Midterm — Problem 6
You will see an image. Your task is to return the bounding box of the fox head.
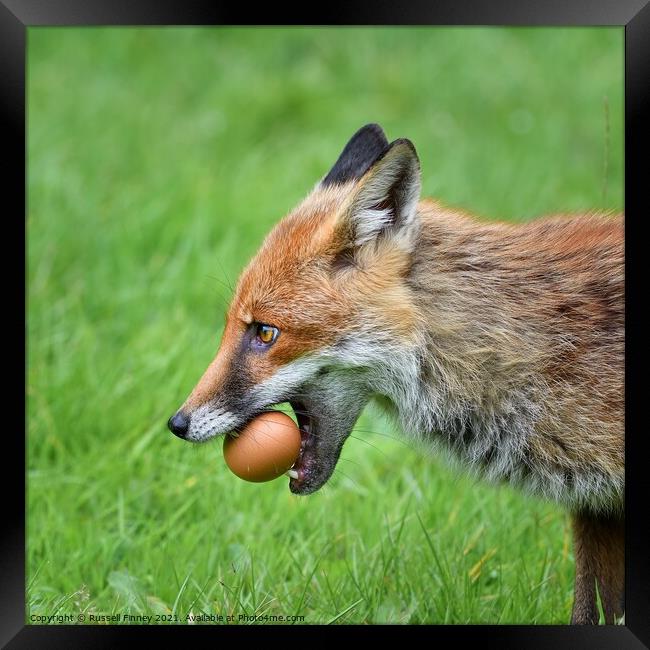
[168,124,422,494]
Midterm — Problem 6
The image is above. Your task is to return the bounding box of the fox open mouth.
[288,400,318,494]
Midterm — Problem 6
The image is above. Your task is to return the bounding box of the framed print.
[5,0,649,646]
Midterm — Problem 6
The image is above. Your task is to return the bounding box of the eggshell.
[223,411,301,482]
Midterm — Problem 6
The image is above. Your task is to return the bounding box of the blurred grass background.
[27,27,623,624]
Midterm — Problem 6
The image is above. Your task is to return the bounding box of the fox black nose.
[168,411,190,438]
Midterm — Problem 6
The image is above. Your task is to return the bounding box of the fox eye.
[254,323,279,347]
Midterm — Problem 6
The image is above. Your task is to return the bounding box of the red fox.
[168,124,624,625]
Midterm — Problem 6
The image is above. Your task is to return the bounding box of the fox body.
[169,124,624,624]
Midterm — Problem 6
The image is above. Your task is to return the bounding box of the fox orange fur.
[169,124,624,624]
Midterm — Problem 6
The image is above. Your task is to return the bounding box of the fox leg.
[570,510,624,624]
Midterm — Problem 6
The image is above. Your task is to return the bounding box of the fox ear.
[321,123,389,187]
[337,138,421,251]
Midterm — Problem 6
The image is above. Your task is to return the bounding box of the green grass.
[27,27,623,625]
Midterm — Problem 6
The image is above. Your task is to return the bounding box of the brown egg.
[223,411,301,482]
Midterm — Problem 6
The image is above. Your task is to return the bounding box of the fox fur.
[170,124,624,624]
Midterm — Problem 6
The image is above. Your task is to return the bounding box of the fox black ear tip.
[359,123,386,137]
[321,123,391,187]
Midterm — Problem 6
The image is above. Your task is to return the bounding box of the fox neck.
[368,200,541,435]
[362,200,623,512]
[364,201,564,501]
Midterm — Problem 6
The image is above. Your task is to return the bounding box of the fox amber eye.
[255,323,279,346]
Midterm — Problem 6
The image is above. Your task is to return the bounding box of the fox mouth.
[228,398,328,494]
[176,372,368,493]
[288,400,320,495]
[282,376,369,495]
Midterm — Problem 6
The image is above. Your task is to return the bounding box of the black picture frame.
[5,1,649,646]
